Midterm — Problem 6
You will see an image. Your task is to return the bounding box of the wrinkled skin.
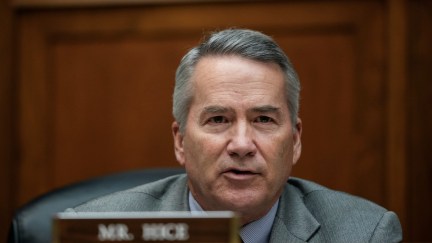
[172,55,302,225]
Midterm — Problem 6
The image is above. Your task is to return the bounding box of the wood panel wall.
[1,0,431,242]
[407,1,432,240]
[1,0,14,242]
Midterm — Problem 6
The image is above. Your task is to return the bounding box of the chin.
[216,191,266,211]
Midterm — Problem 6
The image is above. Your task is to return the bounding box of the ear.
[292,118,302,165]
[172,121,186,166]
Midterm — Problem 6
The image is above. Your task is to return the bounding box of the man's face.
[172,55,302,224]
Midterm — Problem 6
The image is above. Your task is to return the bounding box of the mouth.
[222,168,259,180]
[230,169,255,175]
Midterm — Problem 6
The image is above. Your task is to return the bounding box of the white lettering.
[142,223,189,241]
[98,224,134,241]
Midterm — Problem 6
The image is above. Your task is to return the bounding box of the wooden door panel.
[51,38,194,187]
[17,2,386,208]
[280,33,385,205]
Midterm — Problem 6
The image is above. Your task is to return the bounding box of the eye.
[255,116,274,123]
[208,116,228,124]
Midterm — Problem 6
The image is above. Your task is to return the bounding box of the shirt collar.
[188,192,279,243]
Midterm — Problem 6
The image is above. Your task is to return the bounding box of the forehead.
[192,55,285,87]
[189,55,288,110]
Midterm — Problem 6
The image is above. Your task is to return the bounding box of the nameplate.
[53,211,240,243]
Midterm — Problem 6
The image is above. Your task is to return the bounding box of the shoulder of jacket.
[72,174,187,211]
[287,177,387,213]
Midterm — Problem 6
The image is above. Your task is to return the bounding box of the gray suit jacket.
[71,174,402,242]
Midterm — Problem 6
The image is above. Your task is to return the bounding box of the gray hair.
[173,28,301,133]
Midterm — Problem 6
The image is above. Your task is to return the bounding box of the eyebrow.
[250,105,281,114]
[201,105,281,115]
[202,105,233,114]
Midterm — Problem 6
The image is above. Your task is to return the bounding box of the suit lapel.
[157,175,320,241]
[269,184,320,242]
[157,174,190,211]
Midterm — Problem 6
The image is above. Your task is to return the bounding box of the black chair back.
[7,167,185,243]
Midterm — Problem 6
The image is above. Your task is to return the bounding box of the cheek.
[262,130,293,155]
[278,139,294,161]
[183,133,219,167]
[182,136,202,163]
[266,135,294,173]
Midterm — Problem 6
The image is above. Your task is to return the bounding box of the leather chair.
[7,167,185,243]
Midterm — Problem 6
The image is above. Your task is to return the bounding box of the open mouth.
[223,168,258,179]
[230,169,254,175]
[222,168,259,181]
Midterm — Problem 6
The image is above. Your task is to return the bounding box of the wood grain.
[3,1,430,242]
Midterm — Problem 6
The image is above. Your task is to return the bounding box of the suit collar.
[270,182,321,242]
[157,174,190,211]
[173,175,320,241]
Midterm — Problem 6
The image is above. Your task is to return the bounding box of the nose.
[226,122,257,158]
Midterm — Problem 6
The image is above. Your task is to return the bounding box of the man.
[72,29,402,242]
